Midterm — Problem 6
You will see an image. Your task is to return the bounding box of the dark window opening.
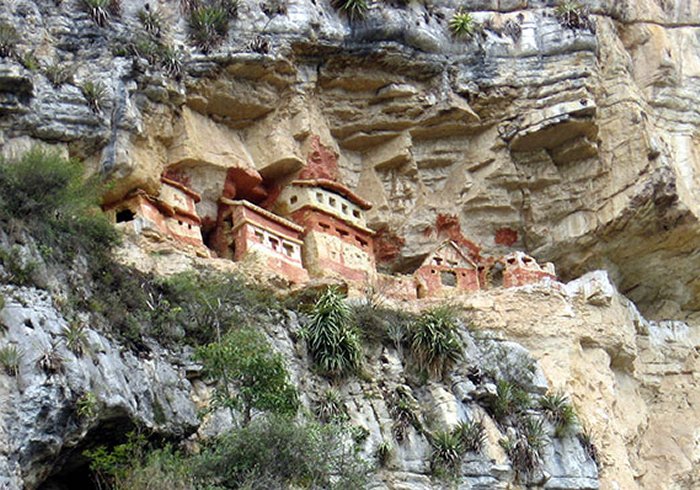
[290,195,298,204]
[440,271,457,287]
[116,209,135,223]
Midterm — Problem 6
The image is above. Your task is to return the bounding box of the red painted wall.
[415,265,480,298]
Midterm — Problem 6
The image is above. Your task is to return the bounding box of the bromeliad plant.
[555,1,592,30]
[449,10,477,39]
[539,391,578,437]
[303,287,362,378]
[333,0,368,21]
[408,305,462,378]
[188,5,230,52]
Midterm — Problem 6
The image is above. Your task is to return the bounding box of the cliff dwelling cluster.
[103,138,556,299]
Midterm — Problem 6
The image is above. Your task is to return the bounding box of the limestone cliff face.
[1,0,700,489]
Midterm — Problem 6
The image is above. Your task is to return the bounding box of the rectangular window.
[283,243,294,257]
[290,195,298,204]
[254,230,264,241]
[316,192,323,202]
[337,228,349,237]
[319,222,331,231]
[342,204,348,214]
[352,209,361,219]
[269,237,279,250]
[329,197,336,207]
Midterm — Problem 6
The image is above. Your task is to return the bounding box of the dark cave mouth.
[38,414,138,490]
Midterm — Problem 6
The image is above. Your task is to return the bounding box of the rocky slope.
[1,0,699,488]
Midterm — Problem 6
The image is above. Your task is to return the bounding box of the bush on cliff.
[303,287,362,378]
[408,305,462,378]
[0,149,118,261]
[196,327,299,424]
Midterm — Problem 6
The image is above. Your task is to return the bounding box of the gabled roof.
[420,240,478,269]
[220,197,305,233]
[289,179,373,210]
[161,176,201,202]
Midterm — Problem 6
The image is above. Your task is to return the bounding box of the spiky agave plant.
[303,287,362,377]
[82,0,111,27]
[188,6,229,52]
[137,6,164,37]
[449,10,477,39]
[429,430,463,477]
[408,305,462,378]
[452,418,486,453]
[314,388,348,424]
[333,0,368,21]
[0,345,21,376]
[539,391,578,437]
[555,1,590,30]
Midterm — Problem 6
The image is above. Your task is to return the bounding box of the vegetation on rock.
[303,287,362,378]
[196,327,299,424]
[0,23,18,58]
[333,0,369,20]
[407,305,462,378]
[449,10,478,39]
[540,391,578,437]
[188,5,231,52]
[0,345,21,376]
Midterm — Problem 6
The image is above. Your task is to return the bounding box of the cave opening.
[38,414,138,490]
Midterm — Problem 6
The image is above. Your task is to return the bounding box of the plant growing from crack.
[449,10,478,39]
[81,80,108,113]
[540,391,578,437]
[303,287,362,378]
[0,345,21,376]
[407,305,462,378]
[333,0,368,21]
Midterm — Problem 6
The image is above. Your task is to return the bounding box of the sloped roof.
[420,240,478,269]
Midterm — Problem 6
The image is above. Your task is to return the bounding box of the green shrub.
[486,379,531,424]
[408,305,462,378]
[192,416,369,488]
[0,345,21,376]
[449,10,477,38]
[110,446,191,490]
[77,391,99,419]
[314,388,348,424]
[333,0,368,20]
[81,80,108,113]
[196,328,299,424]
[188,6,229,52]
[0,23,19,58]
[453,418,486,453]
[540,391,578,437]
[303,287,362,378]
[430,430,462,477]
[152,271,276,344]
[62,322,89,356]
[85,431,151,488]
[0,246,37,286]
